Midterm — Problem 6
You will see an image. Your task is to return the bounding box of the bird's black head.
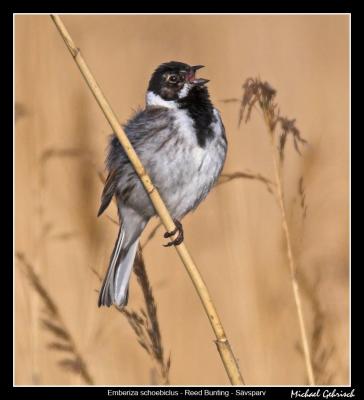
[147,61,209,102]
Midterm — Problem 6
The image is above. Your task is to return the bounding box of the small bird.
[97,61,227,307]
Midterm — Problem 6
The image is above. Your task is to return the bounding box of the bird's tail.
[98,225,139,308]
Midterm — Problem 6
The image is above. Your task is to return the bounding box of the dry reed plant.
[298,272,335,385]
[16,252,94,385]
[295,180,334,384]
[51,14,244,385]
[119,248,171,384]
[227,77,315,384]
[292,171,336,384]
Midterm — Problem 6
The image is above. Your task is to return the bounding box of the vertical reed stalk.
[263,110,315,385]
[235,77,314,384]
[50,14,244,385]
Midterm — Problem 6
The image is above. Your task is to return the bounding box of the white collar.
[145,91,178,109]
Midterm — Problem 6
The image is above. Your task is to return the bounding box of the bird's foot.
[163,219,184,247]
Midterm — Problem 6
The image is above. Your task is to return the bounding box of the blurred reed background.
[15,14,349,385]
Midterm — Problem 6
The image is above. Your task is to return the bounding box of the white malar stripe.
[146,91,178,109]
[177,83,192,99]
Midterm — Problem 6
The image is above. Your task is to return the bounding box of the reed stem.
[263,110,315,385]
[50,14,244,385]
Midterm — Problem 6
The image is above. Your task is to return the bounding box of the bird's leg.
[163,219,184,247]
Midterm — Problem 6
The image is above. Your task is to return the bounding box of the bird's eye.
[168,74,178,83]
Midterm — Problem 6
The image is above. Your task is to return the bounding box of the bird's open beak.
[192,65,205,72]
[189,65,210,86]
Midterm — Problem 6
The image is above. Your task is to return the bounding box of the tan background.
[15,15,349,385]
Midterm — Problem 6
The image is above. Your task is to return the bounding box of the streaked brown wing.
[97,169,119,217]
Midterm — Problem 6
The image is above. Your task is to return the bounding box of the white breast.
[159,107,226,218]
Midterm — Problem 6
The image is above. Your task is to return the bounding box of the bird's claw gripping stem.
[163,219,184,247]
